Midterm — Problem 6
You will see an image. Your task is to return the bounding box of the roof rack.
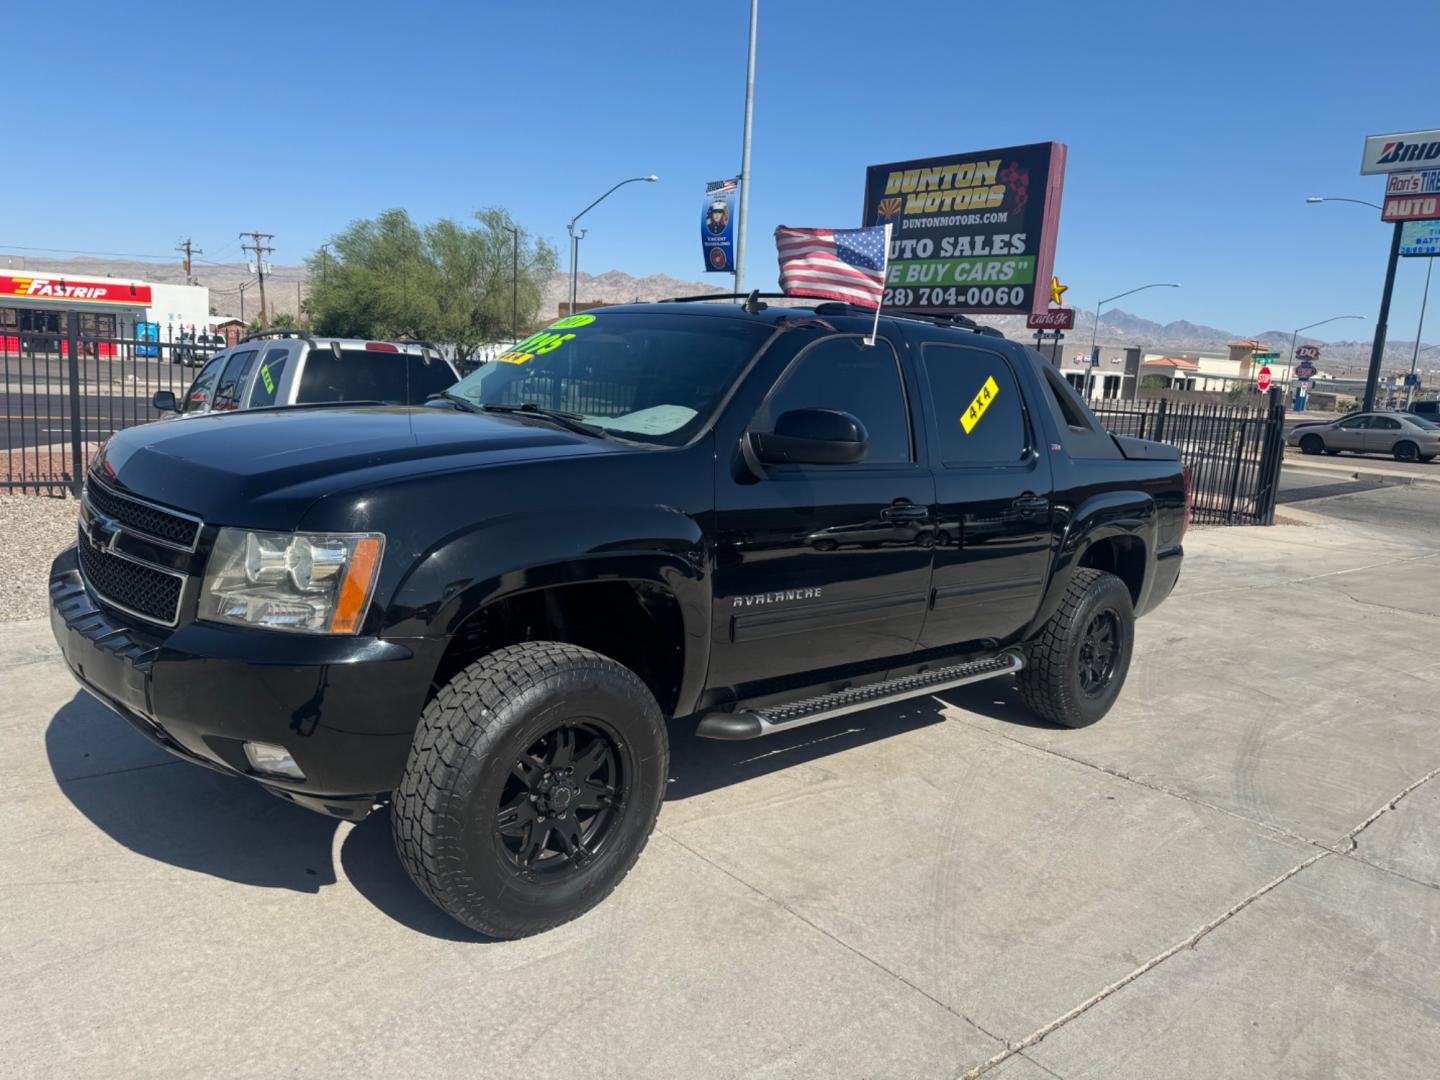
[657,292,1006,338]
[240,329,316,344]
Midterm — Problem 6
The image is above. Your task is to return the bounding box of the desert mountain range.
[2,253,1430,375]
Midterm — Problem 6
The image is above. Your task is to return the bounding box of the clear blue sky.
[5,0,1439,342]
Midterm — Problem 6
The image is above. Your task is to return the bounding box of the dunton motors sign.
[0,275,153,306]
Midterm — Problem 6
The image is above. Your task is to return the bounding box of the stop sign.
[1257,365,1272,392]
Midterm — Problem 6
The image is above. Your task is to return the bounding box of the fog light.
[243,741,305,780]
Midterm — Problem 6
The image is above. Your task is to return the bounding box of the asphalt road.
[1278,466,1440,540]
[1282,445,1440,482]
[1,387,179,451]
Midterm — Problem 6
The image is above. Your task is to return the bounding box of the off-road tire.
[1300,434,1324,455]
[392,641,668,938]
[1017,569,1135,729]
[1394,441,1420,463]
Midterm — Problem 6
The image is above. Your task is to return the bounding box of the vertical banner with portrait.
[702,177,740,273]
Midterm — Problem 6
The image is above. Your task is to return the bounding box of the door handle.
[881,501,930,523]
[1012,494,1051,516]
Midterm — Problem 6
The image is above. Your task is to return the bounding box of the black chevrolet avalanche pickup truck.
[49,297,1186,938]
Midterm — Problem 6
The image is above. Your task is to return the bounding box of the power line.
[0,242,177,260]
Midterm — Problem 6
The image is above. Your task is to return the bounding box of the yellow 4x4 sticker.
[494,314,596,364]
[961,375,1000,434]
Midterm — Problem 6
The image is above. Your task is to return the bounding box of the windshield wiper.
[427,390,482,414]
[479,402,611,439]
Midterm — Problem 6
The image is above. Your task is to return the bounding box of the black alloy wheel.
[1299,434,1324,455]
[496,722,626,878]
[393,641,668,939]
[1394,441,1419,463]
[1077,610,1122,696]
[1016,568,1135,729]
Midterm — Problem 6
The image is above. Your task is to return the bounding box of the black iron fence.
[1091,391,1288,526]
[2,314,208,494]
[5,319,1289,526]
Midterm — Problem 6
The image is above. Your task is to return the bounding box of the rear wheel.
[1394,441,1420,463]
[392,642,668,938]
[1017,569,1134,729]
[1300,434,1325,455]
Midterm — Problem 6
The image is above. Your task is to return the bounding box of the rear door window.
[248,347,291,407]
[296,347,449,405]
[921,344,1029,465]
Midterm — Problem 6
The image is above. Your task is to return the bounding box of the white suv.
[153,332,459,416]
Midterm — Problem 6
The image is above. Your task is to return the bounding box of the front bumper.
[49,547,434,819]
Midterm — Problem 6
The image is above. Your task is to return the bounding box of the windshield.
[1408,415,1440,430]
[446,311,771,446]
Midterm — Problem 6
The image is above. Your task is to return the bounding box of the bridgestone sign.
[1361,129,1440,175]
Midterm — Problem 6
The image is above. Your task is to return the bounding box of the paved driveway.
[5,505,1439,1079]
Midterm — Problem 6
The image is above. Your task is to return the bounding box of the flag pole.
[866,223,893,347]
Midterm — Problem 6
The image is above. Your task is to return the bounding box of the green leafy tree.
[303,208,556,363]
[245,311,296,335]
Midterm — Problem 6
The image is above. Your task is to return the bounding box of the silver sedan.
[1288,411,1440,463]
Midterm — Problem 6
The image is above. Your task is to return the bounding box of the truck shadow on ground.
[47,677,1052,942]
[45,691,488,943]
[664,675,1051,800]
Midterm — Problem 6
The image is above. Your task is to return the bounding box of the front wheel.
[1299,434,1324,455]
[1017,569,1135,729]
[392,641,668,938]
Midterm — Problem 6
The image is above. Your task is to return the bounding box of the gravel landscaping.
[0,494,77,621]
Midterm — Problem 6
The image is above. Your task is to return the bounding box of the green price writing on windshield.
[494,313,595,364]
[496,332,576,365]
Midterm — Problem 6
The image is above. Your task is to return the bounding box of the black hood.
[93,405,624,528]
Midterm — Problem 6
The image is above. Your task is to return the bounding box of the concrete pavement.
[4,502,1440,1079]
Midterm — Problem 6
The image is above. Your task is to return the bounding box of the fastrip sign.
[0,274,153,306]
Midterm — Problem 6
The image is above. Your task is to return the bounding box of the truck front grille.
[77,531,185,627]
[85,477,201,550]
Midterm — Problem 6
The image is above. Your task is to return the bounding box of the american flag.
[774,224,890,308]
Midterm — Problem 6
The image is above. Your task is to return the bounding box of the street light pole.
[1086,282,1181,399]
[1285,314,1365,396]
[1305,197,1395,413]
[734,0,758,291]
[567,175,659,317]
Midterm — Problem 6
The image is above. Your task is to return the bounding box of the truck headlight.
[199,528,384,634]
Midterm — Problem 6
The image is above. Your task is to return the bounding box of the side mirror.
[748,408,868,466]
[152,390,179,413]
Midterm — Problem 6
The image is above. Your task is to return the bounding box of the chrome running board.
[695,652,1025,741]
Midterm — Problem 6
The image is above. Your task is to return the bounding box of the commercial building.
[0,269,211,350]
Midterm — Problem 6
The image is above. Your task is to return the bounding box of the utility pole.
[734,0,758,291]
[319,243,330,283]
[1362,222,1403,412]
[175,238,202,285]
[240,231,275,329]
[505,225,519,342]
[296,282,304,329]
